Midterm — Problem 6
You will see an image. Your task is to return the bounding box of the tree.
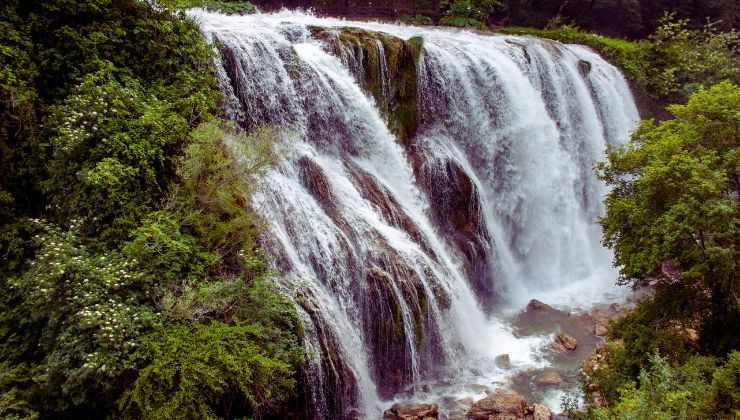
[598,81,740,354]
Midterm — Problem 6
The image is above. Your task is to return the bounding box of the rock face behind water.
[383,403,439,420]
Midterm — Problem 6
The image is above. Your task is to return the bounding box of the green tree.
[598,81,739,354]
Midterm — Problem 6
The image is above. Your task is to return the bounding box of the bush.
[168,121,276,266]
[0,0,302,417]
[400,15,434,26]
[590,352,740,419]
[1,220,159,415]
[43,66,190,243]
[118,319,300,419]
[441,0,501,29]
[644,15,740,101]
[163,0,257,14]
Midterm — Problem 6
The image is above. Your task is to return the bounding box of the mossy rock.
[310,27,424,146]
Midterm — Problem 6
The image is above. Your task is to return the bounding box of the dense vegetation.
[574,80,740,419]
[406,0,737,37]
[0,0,303,419]
[498,0,738,37]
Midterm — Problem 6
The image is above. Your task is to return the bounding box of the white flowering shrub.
[8,219,159,400]
[43,64,190,243]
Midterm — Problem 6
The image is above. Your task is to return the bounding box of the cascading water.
[192,10,639,419]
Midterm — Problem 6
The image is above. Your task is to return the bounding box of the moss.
[366,267,407,341]
[412,285,428,347]
[314,27,424,146]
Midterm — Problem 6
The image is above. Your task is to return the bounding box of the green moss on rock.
[311,27,424,146]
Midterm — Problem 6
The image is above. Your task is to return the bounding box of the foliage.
[589,352,740,419]
[42,66,189,243]
[500,0,738,38]
[582,82,739,419]
[168,121,276,263]
[1,220,159,415]
[584,302,696,405]
[598,81,739,353]
[119,316,300,419]
[440,0,501,29]
[644,15,740,101]
[0,0,302,418]
[163,0,257,14]
[400,15,434,26]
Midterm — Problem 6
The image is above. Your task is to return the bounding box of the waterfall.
[192,10,639,419]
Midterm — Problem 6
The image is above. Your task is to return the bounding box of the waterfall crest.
[192,10,639,419]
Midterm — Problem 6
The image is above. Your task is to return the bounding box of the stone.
[526,299,554,312]
[552,332,577,352]
[383,402,439,420]
[467,389,527,420]
[594,322,608,336]
[532,403,553,420]
[535,369,563,386]
[495,354,512,369]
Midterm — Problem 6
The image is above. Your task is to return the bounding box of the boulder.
[552,332,577,352]
[383,402,439,420]
[594,322,609,337]
[495,354,512,369]
[535,370,563,386]
[526,299,554,312]
[467,389,527,420]
[532,404,552,420]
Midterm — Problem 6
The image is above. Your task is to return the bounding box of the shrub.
[441,0,501,29]
[590,352,740,419]
[168,121,276,266]
[118,319,300,419]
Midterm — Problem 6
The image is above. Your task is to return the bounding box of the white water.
[192,10,639,418]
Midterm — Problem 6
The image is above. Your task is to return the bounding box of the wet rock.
[532,404,553,420]
[467,389,527,420]
[577,59,592,76]
[297,156,336,216]
[495,354,512,369]
[534,369,563,386]
[383,402,439,420]
[348,163,438,261]
[594,322,609,336]
[362,237,448,399]
[552,332,577,352]
[526,299,554,312]
[421,157,495,309]
[447,397,475,420]
[294,289,360,419]
[310,27,421,145]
